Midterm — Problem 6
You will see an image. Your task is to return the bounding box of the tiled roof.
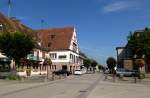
[37,27,74,51]
[0,13,38,40]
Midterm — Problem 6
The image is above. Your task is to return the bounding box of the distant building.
[116,47,131,69]
[116,28,150,71]
[37,27,82,72]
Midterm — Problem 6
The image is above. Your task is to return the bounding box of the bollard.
[52,74,54,80]
[59,75,61,79]
[104,74,107,80]
[44,76,47,82]
[21,76,25,82]
[113,74,116,82]
[134,77,137,83]
[119,74,124,80]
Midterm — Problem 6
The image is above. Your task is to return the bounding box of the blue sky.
[0,0,150,65]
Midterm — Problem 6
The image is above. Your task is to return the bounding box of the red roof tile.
[37,27,74,51]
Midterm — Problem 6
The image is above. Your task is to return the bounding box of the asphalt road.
[1,73,150,98]
[0,73,103,98]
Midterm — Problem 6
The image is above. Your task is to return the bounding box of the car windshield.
[116,68,125,72]
[75,70,81,71]
[117,68,134,72]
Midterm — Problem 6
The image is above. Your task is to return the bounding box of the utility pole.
[38,19,44,77]
[8,0,12,18]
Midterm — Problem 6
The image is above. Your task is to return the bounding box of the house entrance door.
[62,65,67,70]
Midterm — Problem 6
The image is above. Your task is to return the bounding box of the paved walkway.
[0,73,101,98]
[88,80,150,98]
[87,74,150,98]
[1,73,150,98]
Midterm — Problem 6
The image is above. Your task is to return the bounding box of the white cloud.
[102,1,140,13]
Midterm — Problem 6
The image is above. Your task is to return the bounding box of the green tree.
[106,57,116,74]
[134,59,145,70]
[98,64,103,72]
[0,32,35,66]
[128,29,150,70]
[83,58,91,70]
[91,60,98,73]
[79,51,87,58]
[43,58,52,66]
[128,29,150,58]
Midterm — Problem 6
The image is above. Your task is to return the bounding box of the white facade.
[69,28,79,54]
[49,50,80,71]
[49,50,79,64]
[48,27,81,71]
[48,27,80,63]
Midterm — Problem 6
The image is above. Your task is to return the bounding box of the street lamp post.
[133,54,137,83]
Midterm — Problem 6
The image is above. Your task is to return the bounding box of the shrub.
[106,57,116,73]
[6,74,20,80]
[139,73,145,79]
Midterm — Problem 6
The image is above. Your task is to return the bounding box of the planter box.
[16,71,26,77]
[31,71,40,76]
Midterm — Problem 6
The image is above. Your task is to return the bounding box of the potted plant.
[26,68,31,76]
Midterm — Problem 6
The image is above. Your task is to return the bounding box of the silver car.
[116,68,134,77]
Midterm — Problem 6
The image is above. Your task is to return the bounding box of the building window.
[50,65,52,70]
[76,56,78,63]
[59,55,67,59]
[50,53,57,59]
[70,54,73,59]
[54,65,56,70]
[70,54,71,59]
[48,42,51,47]
[72,55,74,63]
[73,43,77,52]
[74,55,75,63]
[51,35,55,39]
[70,66,72,71]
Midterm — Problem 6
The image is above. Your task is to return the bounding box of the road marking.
[77,74,103,98]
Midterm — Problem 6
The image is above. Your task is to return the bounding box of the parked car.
[116,68,135,77]
[74,70,82,75]
[52,70,72,76]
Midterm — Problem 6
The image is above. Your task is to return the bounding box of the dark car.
[52,70,72,76]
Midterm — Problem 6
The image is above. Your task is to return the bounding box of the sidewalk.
[88,79,150,98]
[102,73,150,84]
[0,81,44,97]
[87,74,150,98]
[0,74,73,97]
[0,79,20,87]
